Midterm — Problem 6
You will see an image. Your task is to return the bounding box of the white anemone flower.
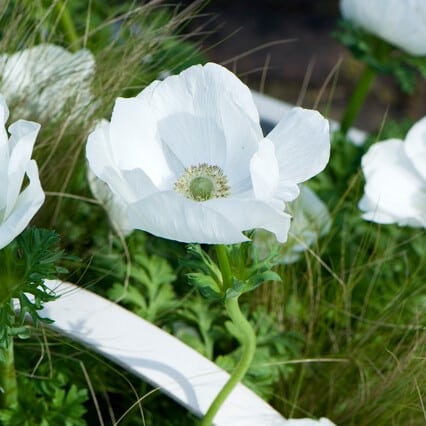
[340,0,426,56]
[359,117,426,227]
[86,63,329,244]
[0,94,44,250]
[0,44,94,121]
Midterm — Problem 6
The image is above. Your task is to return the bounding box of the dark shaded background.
[178,0,425,131]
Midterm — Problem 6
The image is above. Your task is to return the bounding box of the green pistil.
[174,163,230,202]
[190,176,215,201]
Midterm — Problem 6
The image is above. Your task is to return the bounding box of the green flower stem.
[54,0,80,51]
[340,65,376,136]
[0,331,18,409]
[214,245,233,291]
[200,296,256,426]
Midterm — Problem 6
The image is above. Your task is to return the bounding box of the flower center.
[174,163,230,201]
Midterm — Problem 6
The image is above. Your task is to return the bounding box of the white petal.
[127,191,250,244]
[86,120,158,204]
[358,193,398,224]
[158,112,227,169]
[0,160,45,249]
[250,138,279,200]
[340,0,426,56]
[207,197,292,243]
[221,98,262,189]
[5,120,40,217]
[266,107,330,199]
[137,63,260,124]
[86,119,114,178]
[134,63,262,184]
[361,139,410,177]
[87,170,133,236]
[109,97,174,188]
[404,116,426,180]
[361,164,425,227]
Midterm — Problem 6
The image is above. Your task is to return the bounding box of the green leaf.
[0,228,70,348]
[182,245,224,300]
[107,254,178,323]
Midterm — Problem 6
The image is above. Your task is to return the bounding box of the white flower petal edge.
[340,0,426,56]
[359,118,426,228]
[0,44,95,121]
[251,107,330,203]
[86,63,329,244]
[0,94,44,249]
[404,117,426,181]
[87,169,133,237]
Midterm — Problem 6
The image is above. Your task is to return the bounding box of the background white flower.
[359,117,426,228]
[340,0,426,56]
[0,44,95,121]
[86,63,329,245]
[254,185,332,264]
[0,94,44,250]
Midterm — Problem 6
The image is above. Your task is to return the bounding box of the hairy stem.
[200,296,256,426]
[0,332,18,409]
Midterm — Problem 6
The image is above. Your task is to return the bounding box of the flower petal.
[361,139,409,176]
[0,160,44,249]
[5,120,40,217]
[158,112,227,169]
[404,116,426,180]
[340,0,426,56]
[220,98,262,190]
[137,63,260,124]
[86,119,158,204]
[266,107,330,199]
[250,138,280,200]
[87,170,133,236]
[360,164,425,227]
[127,191,250,244]
[134,63,262,185]
[207,197,292,243]
[109,97,174,188]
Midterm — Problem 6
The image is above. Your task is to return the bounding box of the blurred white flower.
[254,185,331,264]
[359,117,426,227]
[86,63,329,244]
[0,94,44,250]
[0,44,95,121]
[340,0,426,56]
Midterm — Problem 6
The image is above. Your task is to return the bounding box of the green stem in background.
[200,295,256,426]
[340,65,376,136]
[0,317,18,409]
[54,0,80,51]
[215,245,233,291]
